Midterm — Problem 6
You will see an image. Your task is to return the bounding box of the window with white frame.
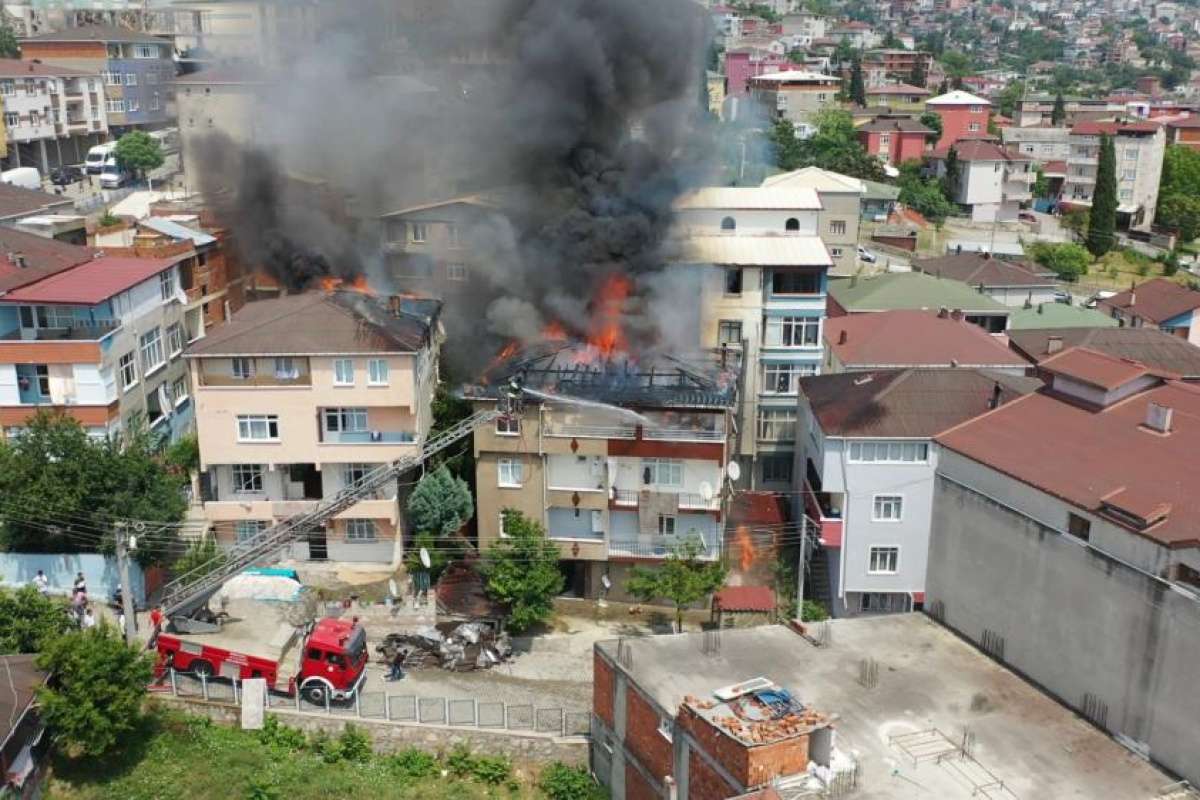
[1121,170,1136,181]
[345,519,378,542]
[237,415,279,441]
[447,263,467,281]
[231,357,255,379]
[127,99,139,112]
[641,458,683,487]
[150,93,160,111]
[872,495,904,521]
[498,458,524,487]
[172,376,188,405]
[235,520,268,544]
[880,133,891,146]
[342,463,371,487]
[761,362,814,394]
[3,112,17,127]
[658,715,673,741]
[771,271,821,295]
[166,323,184,356]
[868,545,899,574]
[324,407,368,433]
[1119,189,1132,201]
[848,441,929,463]
[757,407,797,441]
[124,73,137,86]
[446,224,461,247]
[133,44,160,58]
[103,71,120,86]
[409,223,427,243]
[1124,149,1137,160]
[496,415,520,435]
[333,358,354,385]
[139,327,164,372]
[969,105,983,112]
[232,463,265,493]
[0,80,13,96]
[498,511,510,538]
[968,122,981,132]
[106,99,125,113]
[28,111,40,126]
[367,358,389,386]
[658,515,677,536]
[118,352,137,390]
[764,316,819,347]
[274,357,298,379]
[829,220,847,235]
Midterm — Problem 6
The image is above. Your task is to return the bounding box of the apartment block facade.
[926,90,991,149]
[761,167,865,276]
[0,60,109,173]
[747,71,840,126]
[931,139,1034,223]
[187,291,441,564]
[1062,121,1165,232]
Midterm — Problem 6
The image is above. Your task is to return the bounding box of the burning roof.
[684,678,833,747]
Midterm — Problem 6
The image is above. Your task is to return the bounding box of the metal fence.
[163,669,590,738]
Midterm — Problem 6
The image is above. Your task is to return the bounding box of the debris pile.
[686,680,833,746]
[376,621,513,672]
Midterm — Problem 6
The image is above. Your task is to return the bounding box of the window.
[868,546,900,574]
[342,463,371,487]
[133,44,160,58]
[231,357,255,379]
[830,247,844,258]
[28,111,39,126]
[757,407,797,441]
[345,519,378,542]
[968,122,981,132]
[235,520,267,544]
[764,316,819,347]
[880,133,891,146]
[717,320,743,346]
[761,454,793,483]
[367,358,389,386]
[324,407,368,433]
[0,80,12,96]
[446,224,461,247]
[166,323,184,356]
[1067,512,1091,542]
[274,357,298,379]
[333,358,354,385]
[1124,149,1137,160]
[409,223,427,243]
[724,267,743,295]
[127,99,139,112]
[762,362,813,394]
[139,327,165,373]
[1121,170,1136,181]
[1119,189,1132,201]
[872,495,904,522]
[118,352,138,390]
[3,112,17,127]
[969,105,983,112]
[829,220,847,235]
[498,458,524,487]
[847,441,929,463]
[172,376,188,405]
[237,415,280,441]
[658,515,677,536]
[771,271,820,295]
[124,73,137,86]
[496,415,520,435]
[720,216,736,231]
[150,93,160,111]
[785,217,800,232]
[641,458,683,487]
[447,263,467,281]
[104,71,120,86]
[106,99,125,113]
[232,463,264,493]
[658,715,673,741]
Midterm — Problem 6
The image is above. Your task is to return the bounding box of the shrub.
[539,762,606,800]
[245,778,279,800]
[801,600,829,622]
[389,748,438,780]
[471,754,512,785]
[1027,241,1091,282]
[446,744,476,777]
[336,723,373,763]
[257,716,306,751]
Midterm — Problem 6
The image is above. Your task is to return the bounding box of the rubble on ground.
[375,620,512,671]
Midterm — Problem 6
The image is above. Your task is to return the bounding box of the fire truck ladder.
[160,407,507,624]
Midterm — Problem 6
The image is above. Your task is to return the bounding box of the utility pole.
[796,519,808,623]
[114,523,137,645]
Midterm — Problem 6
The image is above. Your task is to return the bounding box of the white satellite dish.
[419,547,432,569]
[388,578,398,597]
[726,461,742,483]
[699,481,714,502]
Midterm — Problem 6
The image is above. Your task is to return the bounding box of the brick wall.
[625,761,660,800]
[687,749,739,800]
[676,705,810,791]
[594,652,615,728]
[625,685,673,779]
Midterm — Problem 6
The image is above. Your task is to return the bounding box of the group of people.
[30,569,163,642]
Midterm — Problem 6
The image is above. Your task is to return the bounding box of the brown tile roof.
[1167,117,1200,129]
[937,380,1200,547]
[0,181,75,221]
[714,586,776,613]
[1038,346,1177,390]
[1071,120,1161,135]
[800,368,1041,438]
[20,24,167,44]
[186,290,440,356]
[858,116,933,134]
[1041,159,1068,175]
[932,138,1031,162]
[913,252,1055,288]
[824,310,1028,368]
[0,227,94,292]
[866,83,930,95]
[1098,278,1200,324]
[1008,327,1200,379]
[0,59,97,77]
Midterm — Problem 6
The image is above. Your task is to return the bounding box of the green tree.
[1087,133,1117,257]
[769,111,885,181]
[36,623,154,757]
[940,50,972,79]
[172,536,226,582]
[0,20,19,59]
[940,146,961,201]
[406,465,474,553]
[1157,145,1200,243]
[919,110,943,140]
[0,586,75,654]
[1027,241,1092,281]
[1032,167,1048,199]
[1157,193,1200,243]
[847,55,867,106]
[1062,207,1089,238]
[897,160,956,225]
[995,80,1025,117]
[834,37,854,67]
[1051,92,1066,125]
[909,58,927,88]
[480,511,564,632]
[625,537,728,632]
[114,131,164,178]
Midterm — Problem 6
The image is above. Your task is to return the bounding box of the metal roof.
[926,90,991,106]
[139,216,217,247]
[674,186,822,211]
[0,255,176,304]
[1007,303,1119,331]
[668,235,832,267]
[761,166,865,194]
[828,272,1009,313]
[748,70,840,83]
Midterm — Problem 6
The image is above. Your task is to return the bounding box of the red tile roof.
[714,586,776,613]
[0,228,95,292]
[932,138,1030,162]
[1,255,177,304]
[866,83,930,95]
[824,310,1028,368]
[726,491,787,527]
[1071,120,1161,135]
[1038,346,1177,390]
[1041,159,1068,175]
[1167,117,1200,129]
[937,381,1200,547]
[1098,278,1200,324]
[0,59,96,77]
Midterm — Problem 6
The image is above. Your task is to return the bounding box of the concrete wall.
[0,551,145,602]
[816,192,860,276]
[926,455,1200,785]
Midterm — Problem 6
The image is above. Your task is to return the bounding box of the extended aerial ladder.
[160,390,520,629]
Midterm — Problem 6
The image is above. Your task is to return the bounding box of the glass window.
[764,316,819,347]
[139,327,164,372]
[367,358,389,385]
[333,358,354,385]
[771,271,820,295]
[231,357,255,379]
[235,520,267,544]
[447,263,467,281]
[159,270,174,301]
[757,408,797,441]
[166,323,184,356]
[761,362,814,394]
[496,416,520,435]
[658,515,676,536]
[847,441,929,463]
[724,267,743,295]
[324,407,368,433]
[718,320,742,346]
[274,357,298,379]
[720,216,736,231]
[641,458,683,486]
[232,464,264,493]
[342,463,371,487]
[498,458,524,486]
[124,72,137,86]
[409,223,427,243]
[761,454,793,483]
[345,519,377,542]
[873,495,904,521]
[829,220,847,235]
[237,415,279,441]
[1068,512,1091,541]
[172,376,188,405]
[119,351,137,390]
[868,546,899,574]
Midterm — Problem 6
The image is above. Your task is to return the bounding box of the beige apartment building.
[186,289,442,564]
[747,70,840,126]
[761,167,864,275]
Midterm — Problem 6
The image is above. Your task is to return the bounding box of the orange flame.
[348,274,372,294]
[734,525,757,572]
[319,276,341,292]
[481,340,521,382]
[316,275,373,294]
[542,320,568,341]
[585,273,631,359]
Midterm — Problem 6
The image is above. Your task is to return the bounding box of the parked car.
[98,157,129,189]
[0,167,41,190]
[49,165,85,186]
[857,246,877,263]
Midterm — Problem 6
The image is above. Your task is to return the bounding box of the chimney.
[1144,402,1173,434]
[838,329,848,345]
[14,253,26,269]
[938,306,949,318]
[988,381,1002,409]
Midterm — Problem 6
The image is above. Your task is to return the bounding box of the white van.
[85,142,117,174]
[1,167,42,190]
[99,156,129,189]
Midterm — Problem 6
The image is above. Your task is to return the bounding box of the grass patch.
[1080,248,1193,291]
[45,707,584,800]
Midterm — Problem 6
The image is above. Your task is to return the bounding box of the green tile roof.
[1007,302,1120,330]
[861,179,901,202]
[828,272,1008,313]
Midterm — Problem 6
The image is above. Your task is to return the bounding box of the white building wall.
[0,363,18,405]
[675,207,820,236]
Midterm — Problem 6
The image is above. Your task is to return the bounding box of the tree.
[1157,145,1200,243]
[1051,93,1066,125]
[1027,241,1091,281]
[834,38,854,67]
[36,624,154,757]
[995,81,1025,118]
[1032,168,1048,199]
[1087,133,1117,257]
[114,131,164,178]
[406,465,473,554]
[847,55,866,106]
[480,511,564,632]
[940,146,961,201]
[769,111,885,181]
[0,20,19,59]
[626,537,728,632]
[0,587,75,654]
[919,110,943,140]
[909,58,927,88]
[172,536,226,582]
[1061,207,1089,238]
[1157,193,1200,243]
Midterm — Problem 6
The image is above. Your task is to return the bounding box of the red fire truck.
[155,617,368,704]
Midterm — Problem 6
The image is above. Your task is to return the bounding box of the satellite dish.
[419,547,432,569]
[699,481,714,502]
[388,578,398,598]
[601,574,612,590]
[726,461,742,483]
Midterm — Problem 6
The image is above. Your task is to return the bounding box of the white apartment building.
[0,60,108,172]
[1062,121,1166,232]
[931,139,1035,223]
[781,12,828,47]
[747,71,841,126]
[671,187,833,490]
[1000,125,1070,163]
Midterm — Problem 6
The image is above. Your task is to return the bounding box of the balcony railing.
[544,422,637,440]
[321,430,416,444]
[198,373,312,387]
[610,489,720,511]
[609,535,719,560]
[548,529,604,542]
[643,427,725,443]
[0,320,120,341]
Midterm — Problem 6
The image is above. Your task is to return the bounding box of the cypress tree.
[1087,133,1117,257]
[1051,93,1066,126]
[940,146,961,201]
[849,55,866,107]
[910,58,927,88]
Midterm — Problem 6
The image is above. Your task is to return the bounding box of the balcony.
[611,489,720,511]
[608,534,719,560]
[321,429,416,444]
[544,421,637,440]
[1006,170,1036,183]
[803,482,844,548]
[0,320,120,342]
[197,372,312,388]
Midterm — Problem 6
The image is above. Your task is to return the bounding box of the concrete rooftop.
[597,615,1174,799]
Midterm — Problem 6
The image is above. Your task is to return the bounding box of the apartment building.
[1061,121,1166,232]
[795,369,1038,616]
[0,227,193,440]
[723,49,792,97]
[747,70,840,125]
[930,139,1034,223]
[862,50,934,83]
[170,0,324,68]
[174,66,263,182]
[761,166,864,275]
[467,344,737,599]
[0,60,108,172]
[863,83,930,111]
[187,290,442,564]
[20,25,175,132]
[925,90,991,149]
[781,11,828,47]
[377,193,500,294]
[1000,125,1071,163]
[671,187,833,490]
[856,115,934,167]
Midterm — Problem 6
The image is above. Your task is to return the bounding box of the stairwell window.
[498,458,524,487]
[232,464,264,493]
[756,407,797,441]
[345,519,378,542]
[868,546,900,574]
[872,495,904,522]
[658,515,677,536]
[342,463,371,488]
[237,415,279,441]
[333,358,354,386]
[641,458,683,487]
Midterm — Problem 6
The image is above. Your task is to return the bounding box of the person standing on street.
[387,649,406,681]
[32,570,49,595]
[72,572,87,597]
